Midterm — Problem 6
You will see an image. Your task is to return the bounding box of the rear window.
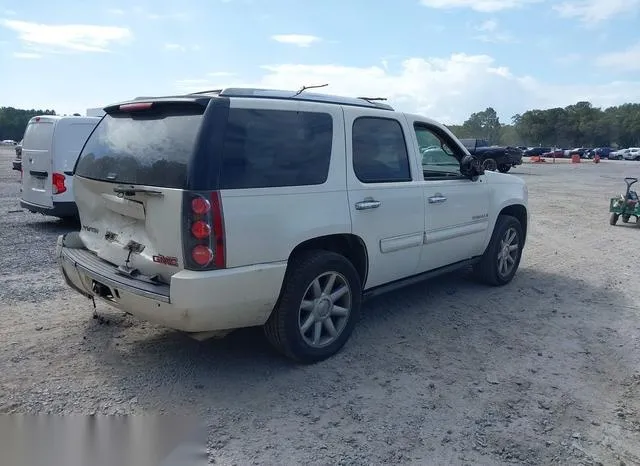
[219,108,333,189]
[23,121,54,151]
[75,107,204,189]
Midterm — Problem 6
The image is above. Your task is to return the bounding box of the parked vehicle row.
[520,145,640,160]
[46,87,529,363]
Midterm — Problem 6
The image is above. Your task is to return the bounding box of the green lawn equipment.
[610,177,640,226]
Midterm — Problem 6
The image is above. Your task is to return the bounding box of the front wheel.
[482,158,498,171]
[264,250,362,363]
[498,164,511,173]
[610,213,620,225]
[472,215,524,286]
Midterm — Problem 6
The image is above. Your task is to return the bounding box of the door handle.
[355,198,381,210]
[428,194,447,204]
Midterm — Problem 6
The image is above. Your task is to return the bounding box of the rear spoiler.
[103,96,213,114]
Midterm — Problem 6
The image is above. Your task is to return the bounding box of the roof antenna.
[358,96,388,104]
[293,83,329,97]
[189,89,223,95]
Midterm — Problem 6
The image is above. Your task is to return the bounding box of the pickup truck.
[459,138,523,173]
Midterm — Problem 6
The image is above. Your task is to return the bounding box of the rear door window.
[74,106,204,189]
[220,108,333,189]
[23,121,54,150]
[352,117,412,183]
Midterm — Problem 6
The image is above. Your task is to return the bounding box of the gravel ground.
[1,147,640,465]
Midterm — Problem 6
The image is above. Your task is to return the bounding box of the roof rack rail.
[215,87,395,111]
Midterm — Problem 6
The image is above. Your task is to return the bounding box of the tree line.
[1,101,639,148]
[0,107,57,140]
[448,101,640,149]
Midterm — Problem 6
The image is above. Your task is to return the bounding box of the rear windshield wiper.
[113,186,164,197]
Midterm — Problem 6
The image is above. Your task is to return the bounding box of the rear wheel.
[610,213,620,225]
[482,158,498,171]
[498,164,511,173]
[622,215,630,223]
[472,215,524,286]
[264,250,361,363]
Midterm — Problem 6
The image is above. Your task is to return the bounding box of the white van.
[20,115,100,219]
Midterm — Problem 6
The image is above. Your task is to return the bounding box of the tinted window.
[352,117,411,183]
[75,107,204,189]
[220,109,333,189]
[23,121,54,151]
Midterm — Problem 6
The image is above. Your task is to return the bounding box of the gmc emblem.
[153,255,178,267]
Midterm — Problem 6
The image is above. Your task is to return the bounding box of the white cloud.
[147,12,190,20]
[555,53,582,65]
[271,34,322,47]
[164,43,202,52]
[165,43,186,51]
[420,0,542,12]
[596,42,640,71]
[473,19,517,43]
[0,20,131,53]
[477,19,498,31]
[553,0,640,24]
[13,51,41,59]
[175,54,640,124]
[109,7,190,20]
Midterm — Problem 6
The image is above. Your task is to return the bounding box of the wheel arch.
[498,204,528,244]
[286,234,369,288]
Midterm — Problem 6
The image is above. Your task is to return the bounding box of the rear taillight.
[52,173,67,194]
[182,191,225,270]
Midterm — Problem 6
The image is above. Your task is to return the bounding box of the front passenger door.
[411,121,491,273]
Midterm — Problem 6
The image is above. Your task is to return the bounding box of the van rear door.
[73,100,208,285]
[21,117,56,208]
[52,118,100,200]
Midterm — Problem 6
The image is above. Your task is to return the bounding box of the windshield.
[74,106,204,189]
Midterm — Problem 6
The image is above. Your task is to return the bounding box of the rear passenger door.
[344,107,425,290]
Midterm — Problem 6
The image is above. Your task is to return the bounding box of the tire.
[610,213,619,226]
[498,164,511,173]
[482,158,498,171]
[622,215,630,223]
[472,215,524,286]
[264,250,362,363]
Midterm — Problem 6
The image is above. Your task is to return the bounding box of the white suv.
[56,88,528,363]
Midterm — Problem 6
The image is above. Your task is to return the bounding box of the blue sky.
[1,0,639,123]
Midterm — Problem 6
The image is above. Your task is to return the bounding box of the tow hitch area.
[92,281,117,302]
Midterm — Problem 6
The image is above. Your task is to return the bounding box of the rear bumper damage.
[56,233,287,333]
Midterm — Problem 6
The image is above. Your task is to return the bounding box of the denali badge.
[82,225,99,234]
[153,255,178,267]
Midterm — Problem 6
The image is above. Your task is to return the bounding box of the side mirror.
[460,154,484,179]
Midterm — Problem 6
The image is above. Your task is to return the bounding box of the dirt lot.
[1,146,640,465]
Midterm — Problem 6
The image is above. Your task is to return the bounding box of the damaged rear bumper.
[55,232,288,333]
